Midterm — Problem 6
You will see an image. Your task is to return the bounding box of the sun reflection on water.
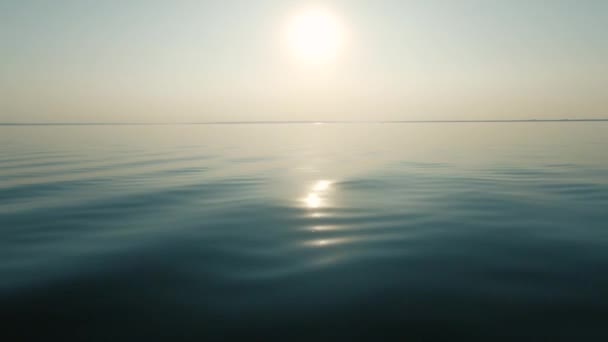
[303,237,353,248]
[301,180,338,248]
[305,193,322,208]
[313,180,331,192]
[302,180,333,209]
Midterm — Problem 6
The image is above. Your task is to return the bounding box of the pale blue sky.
[1,0,606,122]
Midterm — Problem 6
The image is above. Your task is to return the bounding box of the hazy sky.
[1,0,607,122]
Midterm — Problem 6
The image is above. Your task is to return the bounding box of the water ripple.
[2,124,608,340]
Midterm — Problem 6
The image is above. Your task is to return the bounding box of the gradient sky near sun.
[1,0,607,123]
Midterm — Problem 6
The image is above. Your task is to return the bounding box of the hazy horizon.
[2,0,607,123]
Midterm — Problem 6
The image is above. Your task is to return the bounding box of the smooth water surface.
[1,123,608,341]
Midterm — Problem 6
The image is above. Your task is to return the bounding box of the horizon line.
[1,118,608,126]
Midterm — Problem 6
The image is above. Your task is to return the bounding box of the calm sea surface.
[1,123,608,341]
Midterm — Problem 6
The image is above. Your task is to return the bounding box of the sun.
[286,8,343,63]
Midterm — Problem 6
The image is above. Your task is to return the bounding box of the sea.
[1,122,607,341]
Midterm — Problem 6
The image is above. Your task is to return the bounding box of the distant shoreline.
[1,119,608,126]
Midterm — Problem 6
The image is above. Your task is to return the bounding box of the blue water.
[1,123,608,341]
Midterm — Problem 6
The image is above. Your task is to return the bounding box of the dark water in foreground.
[1,123,608,341]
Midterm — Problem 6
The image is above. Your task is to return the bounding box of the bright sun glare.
[286,8,343,63]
